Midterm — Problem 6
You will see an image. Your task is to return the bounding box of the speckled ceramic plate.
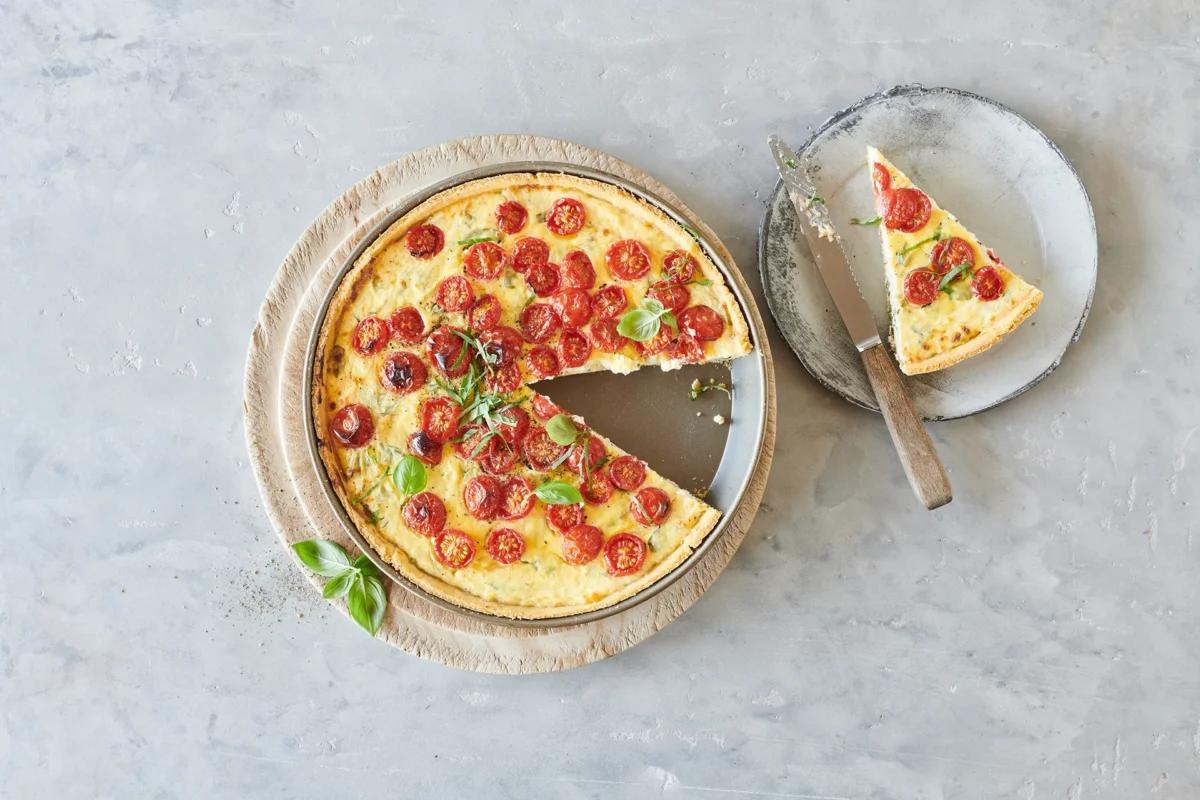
[760,85,1096,420]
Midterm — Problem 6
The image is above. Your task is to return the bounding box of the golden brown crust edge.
[898,285,1043,376]
[310,171,747,619]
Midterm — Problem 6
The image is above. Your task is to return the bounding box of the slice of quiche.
[867,146,1043,375]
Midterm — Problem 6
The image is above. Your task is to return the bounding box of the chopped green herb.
[938,262,973,294]
[688,377,732,401]
[850,216,882,226]
[458,232,500,248]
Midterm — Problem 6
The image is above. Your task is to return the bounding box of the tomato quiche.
[311,172,752,619]
[868,146,1043,376]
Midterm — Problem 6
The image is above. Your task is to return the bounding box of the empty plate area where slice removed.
[760,86,1096,420]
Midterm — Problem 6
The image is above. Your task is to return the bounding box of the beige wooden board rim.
[243,135,777,673]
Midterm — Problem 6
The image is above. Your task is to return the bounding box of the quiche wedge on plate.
[311,172,752,619]
[868,146,1043,376]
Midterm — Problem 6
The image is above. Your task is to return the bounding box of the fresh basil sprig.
[458,231,501,248]
[392,454,427,496]
[534,480,584,505]
[616,297,678,343]
[292,540,387,636]
[849,215,882,226]
[545,413,580,446]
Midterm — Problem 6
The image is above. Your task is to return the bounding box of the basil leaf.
[292,540,351,577]
[938,263,973,293]
[545,414,579,446]
[353,554,379,580]
[392,455,427,496]
[688,277,713,287]
[458,232,500,248]
[661,311,678,332]
[346,576,376,635]
[616,308,660,342]
[643,297,665,315]
[363,575,387,634]
[534,480,584,505]
[850,216,882,226]
[322,570,355,599]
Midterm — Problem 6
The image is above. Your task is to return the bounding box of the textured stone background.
[3,2,1198,798]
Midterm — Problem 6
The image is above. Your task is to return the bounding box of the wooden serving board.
[243,135,777,673]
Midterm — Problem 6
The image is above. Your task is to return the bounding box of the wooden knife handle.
[859,344,953,510]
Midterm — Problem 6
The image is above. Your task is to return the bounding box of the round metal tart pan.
[303,161,768,628]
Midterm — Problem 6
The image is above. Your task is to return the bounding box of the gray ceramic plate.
[760,85,1096,420]
[304,161,768,628]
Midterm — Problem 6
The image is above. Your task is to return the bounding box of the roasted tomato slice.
[662,250,698,284]
[407,431,443,465]
[560,249,596,289]
[605,239,652,280]
[580,470,614,505]
[971,266,1005,301]
[330,404,373,448]
[495,405,530,445]
[631,486,671,526]
[591,285,628,319]
[603,532,647,577]
[497,475,535,520]
[435,275,474,312]
[380,351,427,394]
[479,435,520,475]
[520,303,561,343]
[351,315,390,356]
[678,305,725,342]
[881,187,931,233]
[511,236,550,273]
[552,288,592,329]
[486,362,522,394]
[420,396,461,442]
[903,268,939,306]
[566,434,607,476]
[402,491,446,536]
[546,197,586,236]
[587,317,630,353]
[463,241,508,280]
[526,345,561,379]
[405,224,444,259]
[557,330,592,368]
[426,326,470,377]
[648,280,689,314]
[522,426,568,470]
[388,306,425,345]
[480,325,523,367]
[486,527,525,565]
[467,293,502,330]
[525,262,561,297]
[872,162,891,193]
[433,529,475,569]
[561,524,603,565]
[530,392,563,421]
[546,502,584,533]
[607,455,646,491]
[494,200,528,235]
[930,236,975,276]
[463,475,502,520]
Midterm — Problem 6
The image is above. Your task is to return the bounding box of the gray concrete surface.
[3,2,1198,798]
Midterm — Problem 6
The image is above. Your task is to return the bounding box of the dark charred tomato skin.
[903,268,939,306]
[649,281,689,314]
[662,250,698,284]
[435,276,474,313]
[486,363,522,393]
[591,285,628,319]
[420,396,461,442]
[530,393,563,421]
[881,187,932,233]
[587,317,629,353]
[546,197,586,236]
[351,316,390,356]
[495,406,530,445]
[426,326,470,377]
[520,303,561,343]
[494,200,528,235]
[330,404,374,448]
[631,487,671,525]
[607,455,646,491]
[480,325,523,367]
[402,492,447,537]
[486,528,525,565]
[433,529,475,569]
[930,237,975,275]
[526,345,561,379]
[388,306,425,345]
[546,502,583,533]
[603,533,647,577]
[380,351,427,394]
[522,426,568,470]
[405,224,444,259]
[552,288,592,329]
[407,431,443,465]
[566,434,606,475]
[464,475,502,520]
[463,241,508,281]
[511,237,550,273]
[605,239,652,280]
[581,470,615,504]
[971,266,1005,301]
[678,305,725,342]
[560,250,596,289]
[561,524,603,565]
[525,262,560,297]
[467,294,502,330]
[479,435,520,475]
[497,475,535,520]
[557,329,592,368]
[872,162,891,194]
